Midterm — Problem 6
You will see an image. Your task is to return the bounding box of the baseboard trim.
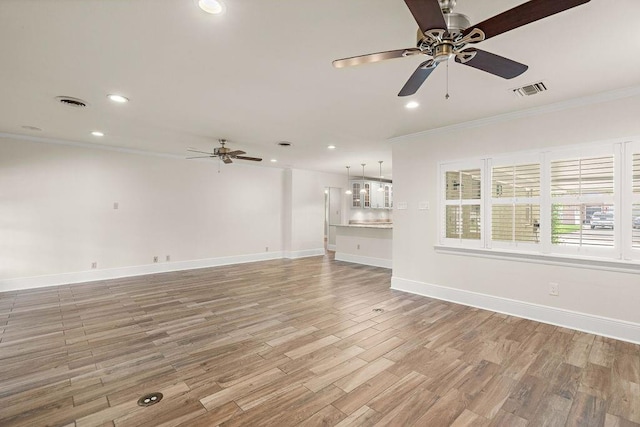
[335,253,392,269]
[284,248,325,259]
[0,252,284,292]
[391,276,640,345]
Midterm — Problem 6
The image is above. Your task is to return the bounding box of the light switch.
[418,201,430,210]
[397,202,408,210]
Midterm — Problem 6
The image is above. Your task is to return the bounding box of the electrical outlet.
[166,255,170,262]
[265,246,269,252]
[113,202,119,210]
[357,244,360,250]
[153,256,158,263]
[549,282,559,296]
[91,262,97,269]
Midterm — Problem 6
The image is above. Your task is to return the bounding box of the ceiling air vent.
[55,96,88,108]
[512,82,547,97]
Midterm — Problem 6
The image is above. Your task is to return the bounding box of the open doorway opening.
[324,187,342,252]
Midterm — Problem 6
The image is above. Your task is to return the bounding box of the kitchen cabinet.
[350,181,392,209]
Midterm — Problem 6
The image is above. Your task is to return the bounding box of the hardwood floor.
[1,255,639,426]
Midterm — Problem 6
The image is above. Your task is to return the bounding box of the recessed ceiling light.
[327,145,336,150]
[197,0,225,14]
[405,101,419,109]
[91,131,104,137]
[270,159,278,163]
[107,94,129,103]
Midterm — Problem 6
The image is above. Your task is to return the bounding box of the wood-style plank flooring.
[1,255,639,426]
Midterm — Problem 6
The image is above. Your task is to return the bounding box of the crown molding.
[390,84,640,143]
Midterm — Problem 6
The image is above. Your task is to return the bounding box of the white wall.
[391,91,640,343]
[0,137,350,291]
[284,168,347,257]
[0,137,285,288]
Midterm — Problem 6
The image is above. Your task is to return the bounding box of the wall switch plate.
[418,201,430,210]
[549,282,559,296]
[357,244,360,250]
[91,262,97,269]
[265,246,269,252]
[113,202,119,210]
[397,202,408,210]
[153,256,158,263]
[166,255,170,262]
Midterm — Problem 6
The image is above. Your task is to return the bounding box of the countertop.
[334,224,393,229]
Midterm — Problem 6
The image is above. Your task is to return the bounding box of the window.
[550,154,615,251]
[441,164,483,245]
[631,150,640,250]
[491,162,540,247]
[438,139,640,265]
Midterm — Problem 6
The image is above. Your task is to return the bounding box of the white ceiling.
[1,0,639,178]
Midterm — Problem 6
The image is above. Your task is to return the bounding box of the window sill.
[434,245,640,274]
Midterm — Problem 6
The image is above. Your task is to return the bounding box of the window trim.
[437,138,640,266]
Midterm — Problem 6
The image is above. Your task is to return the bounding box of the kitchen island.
[334,223,392,268]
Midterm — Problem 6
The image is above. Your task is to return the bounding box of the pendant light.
[360,164,367,194]
[377,160,385,192]
[345,166,352,195]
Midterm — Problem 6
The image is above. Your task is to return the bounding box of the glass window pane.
[446,171,460,200]
[551,156,613,197]
[552,203,614,247]
[461,169,481,200]
[633,153,640,194]
[515,204,540,243]
[633,203,640,249]
[492,204,513,241]
[492,166,514,198]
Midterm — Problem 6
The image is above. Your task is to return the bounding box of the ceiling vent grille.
[512,82,547,97]
[55,96,88,108]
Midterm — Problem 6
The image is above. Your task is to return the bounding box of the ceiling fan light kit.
[332,0,591,97]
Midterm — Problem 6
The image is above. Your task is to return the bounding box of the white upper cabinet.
[350,180,392,209]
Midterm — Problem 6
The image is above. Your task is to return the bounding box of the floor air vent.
[512,82,547,97]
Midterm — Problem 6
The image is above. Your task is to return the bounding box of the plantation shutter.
[550,155,615,248]
[443,168,482,242]
[632,153,640,250]
[491,162,540,246]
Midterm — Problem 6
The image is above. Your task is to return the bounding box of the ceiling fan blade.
[186,155,214,159]
[223,156,233,164]
[226,150,246,156]
[234,156,263,162]
[333,48,421,68]
[398,59,437,97]
[455,49,528,79]
[187,148,214,155]
[464,0,590,41]
[404,0,447,33]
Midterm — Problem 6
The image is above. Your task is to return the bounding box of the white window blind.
[491,163,540,246]
[632,153,640,250]
[443,167,482,242]
[550,155,615,249]
[437,140,639,266]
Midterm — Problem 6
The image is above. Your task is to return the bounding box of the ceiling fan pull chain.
[445,60,450,100]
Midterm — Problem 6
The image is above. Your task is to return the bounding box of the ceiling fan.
[332,0,590,97]
[187,139,262,164]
